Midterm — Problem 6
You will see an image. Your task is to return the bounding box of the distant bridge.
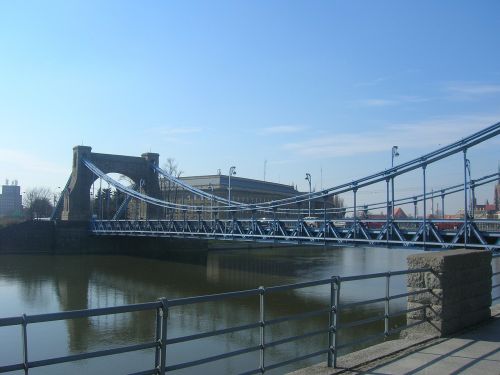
[54,122,500,250]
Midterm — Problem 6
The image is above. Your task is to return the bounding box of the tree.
[161,158,183,218]
[330,195,346,219]
[24,187,54,219]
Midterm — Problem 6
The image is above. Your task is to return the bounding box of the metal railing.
[0,269,431,374]
[91,218,500,251]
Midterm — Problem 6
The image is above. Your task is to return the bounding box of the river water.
[0,247,498,374]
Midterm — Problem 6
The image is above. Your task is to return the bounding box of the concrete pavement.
[289,305,500,375]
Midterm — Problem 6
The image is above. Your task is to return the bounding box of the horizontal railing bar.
[127,368,158,375]
[389,268,431,276]
[390,289,431,301]
[29,341,158,368]
[337,331,386,350]
[0,363,24,373]
[338,314,386,330]
[492,295,500,301]
[168,289,261,307]
[388,305,428,318]
[26,302,161,324]
[266,328,328,349]
[492,271,500,276]
[492,284,500,290]
[238,368,262,375]
[165,345,261,371]
[341,296,386,308]
[265,349,329,372]
[0,316,23,327]
[341,268,430,282]
[340,271,396,282]
[166,322,261,345]
[265,278,333,292]
[388,318,427,335]
[266,307,330,326]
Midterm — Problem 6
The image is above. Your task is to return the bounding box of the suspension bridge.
[52,122,500,250]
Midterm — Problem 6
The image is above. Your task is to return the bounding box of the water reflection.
[1,247,427,374]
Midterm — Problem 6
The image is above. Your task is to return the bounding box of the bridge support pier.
[60,146,162,221]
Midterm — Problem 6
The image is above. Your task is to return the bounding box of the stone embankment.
[0,220,208,261]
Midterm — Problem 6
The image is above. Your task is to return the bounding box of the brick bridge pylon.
[60,146,161,221]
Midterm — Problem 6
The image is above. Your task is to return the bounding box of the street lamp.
[228,166,236,208]
[208,183,214,220]
[305,173,312,216]
[391,146,399,218]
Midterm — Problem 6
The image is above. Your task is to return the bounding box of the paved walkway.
[289,305,500,375]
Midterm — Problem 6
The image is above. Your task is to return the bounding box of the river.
[0,247,498,374]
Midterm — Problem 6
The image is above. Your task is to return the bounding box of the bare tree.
[162,158,183,218]
[24,187,53,219]
[330,195,346,219]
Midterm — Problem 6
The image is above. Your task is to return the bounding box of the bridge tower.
[60,146,161,221]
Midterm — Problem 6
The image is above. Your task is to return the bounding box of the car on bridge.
[304,216,320,228]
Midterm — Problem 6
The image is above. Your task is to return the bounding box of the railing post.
[463,149,468,247]
[327,277,335,367]
[158,298,169,374]
[353,186,358,244]
[384,272,390,337]
[332,277,341,368]
[22,314,28,375]
[259,286,266,373]
[386,178,390,246]
[154,307,162,370]
[323,196,328,245]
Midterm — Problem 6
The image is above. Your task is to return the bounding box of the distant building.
[394,207,408,219]
[473,203,497,219]
[0,180,23,217]
[152,174,345,220]
[495,168,500,211]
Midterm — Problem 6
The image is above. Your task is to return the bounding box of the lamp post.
[208,183,214,221]
[391,146,399,218]
[305,173,312,216]
[228,166,236,209]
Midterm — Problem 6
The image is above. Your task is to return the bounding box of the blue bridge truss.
[79,121,500,250]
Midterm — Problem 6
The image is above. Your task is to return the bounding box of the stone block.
[460,265,492,283]
[459,308,491,328]
[441,249,491,271]
[407,302,426,320]
[403,318,440,337]
[461,278,492,298]
[407,253,445,272]
[460,293,492,312]
[407,248,492,337]
[441,317,462,335]
[407,273,425,288]
[424,272,442,289]
[408,288,443,307]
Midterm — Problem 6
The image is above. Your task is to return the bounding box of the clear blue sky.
[1,1,499,213]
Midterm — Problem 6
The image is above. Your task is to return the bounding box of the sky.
[0,1,499,214]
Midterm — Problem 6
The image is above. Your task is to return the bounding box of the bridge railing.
[0,268,432,374]
[90,217,500,251]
